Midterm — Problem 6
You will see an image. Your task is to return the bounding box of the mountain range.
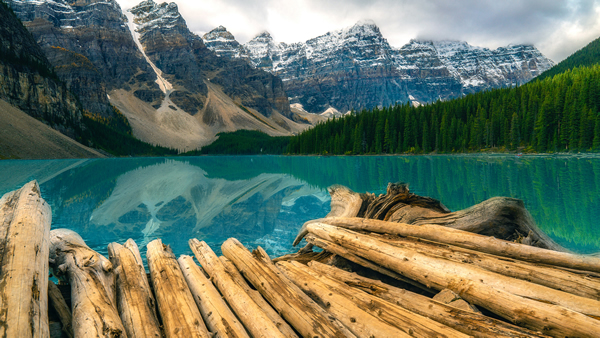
[203,22,554,114]
[1,0,561,157]
[5,0,317,152]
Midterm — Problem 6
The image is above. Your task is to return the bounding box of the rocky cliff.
[8,0,309,151]
[0,1,83,137]
[7,0,159,118]
[203,21,554,114]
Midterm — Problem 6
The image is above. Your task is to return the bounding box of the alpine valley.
[2,0,555,155]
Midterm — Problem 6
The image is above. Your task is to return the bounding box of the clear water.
[0,155,598,266]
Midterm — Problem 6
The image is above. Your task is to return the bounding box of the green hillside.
[287,64,600,154]
[535,36,600,81]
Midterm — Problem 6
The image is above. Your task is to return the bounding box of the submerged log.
[297,183,561,251]
[49,228,125,337]
[48,280,73,338]
[221,238,356,338]
[278,260,468,338]
[306,223,600,337]
[218,256,298,338]
[178,255,250,338]
[189,239,288,338]
[108,240,161,338]
[308,261,548,338]
[299,217,600,274]
[146,239,210,338]
[0,181,51,338]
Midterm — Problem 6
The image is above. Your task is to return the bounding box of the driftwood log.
[221,238,356,338]
[189,239,290,338]
[218,256,298,338]
[297,217,600,274]
[178,255,250,338]
[49,228,125,337]
[297,183,562,251]
[278,260,469,338]
[306,222,600,337]
[371,232,600,300]
[308,261,548,338]
[47,281,73,338]
[108,240,161,338]
[146,239,210,338]
[0,181,51,338]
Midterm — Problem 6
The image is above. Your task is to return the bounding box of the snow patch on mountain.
[124,9,172,95]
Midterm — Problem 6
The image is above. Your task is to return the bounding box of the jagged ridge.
[203,22,554,114]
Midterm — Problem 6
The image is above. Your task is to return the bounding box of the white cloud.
[116,0,600,62]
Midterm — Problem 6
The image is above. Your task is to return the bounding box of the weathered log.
[189,239,289,338]
[308,261,548,338]
[304,234,435,294]
[48,280,73,338]
[373,233,600,300]
[108,240,161,338]
[298,183,561,251]
[298,217,600,274]
[178,255,249,338]
[221,238,356,338]
[306,223,600,336]
[146,239,210,338]
[49,228,125,337]
[278,261,468,338]
[218,256,298,338]
[0,181,51,338]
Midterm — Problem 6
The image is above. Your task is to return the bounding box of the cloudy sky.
[116,0,600,62]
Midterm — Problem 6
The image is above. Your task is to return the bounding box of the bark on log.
[48,280,73,338]
[306,223,600,337]
[221,238,356,338]
[0,181,51,338]
[146,239,210,338]
[299,183,562,251]
[298,217,600,274]
[304,234,435,294]
[108,241,161,338]
[373,233,600,300]
[218,256,298,338]
[278,261,468,338]
[189,239,288,338]
[308,261,548,338]
[178,255,250,338]
[49,228,125,337]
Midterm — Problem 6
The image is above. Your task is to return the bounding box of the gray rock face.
[202,21,554,114]
[7,0,158,117]
[7,0,290,120]
[128,0,290,118]
[0,1,82,136]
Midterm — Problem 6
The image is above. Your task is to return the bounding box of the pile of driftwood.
[1,181,600,337]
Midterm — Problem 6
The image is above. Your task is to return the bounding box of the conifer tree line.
[287,65,600,154]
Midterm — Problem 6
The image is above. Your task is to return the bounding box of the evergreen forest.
[287,64,600,154]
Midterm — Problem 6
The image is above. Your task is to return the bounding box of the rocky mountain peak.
[130,0,185,33]
[202,25,241,58]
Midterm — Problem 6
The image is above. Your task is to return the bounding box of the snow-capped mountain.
[203,21,554,114]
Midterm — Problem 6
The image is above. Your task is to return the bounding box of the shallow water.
[0,155,598,265]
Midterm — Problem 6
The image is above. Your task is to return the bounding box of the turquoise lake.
[1,155,599,264]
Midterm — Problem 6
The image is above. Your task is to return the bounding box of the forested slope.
[287,64,600,154]
[535,36,600,82]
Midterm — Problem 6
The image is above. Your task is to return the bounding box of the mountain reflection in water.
[0,155,598,264]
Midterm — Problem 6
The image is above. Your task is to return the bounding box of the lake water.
[0,155,598,265]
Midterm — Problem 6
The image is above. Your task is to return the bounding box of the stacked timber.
[1,181,600,338]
